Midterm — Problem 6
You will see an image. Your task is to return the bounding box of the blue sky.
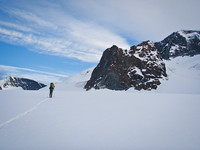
[0,0,199,83]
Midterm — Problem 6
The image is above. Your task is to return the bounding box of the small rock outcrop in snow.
[85,41,167,91]
[155,30,200,59]
[2,76,46,90]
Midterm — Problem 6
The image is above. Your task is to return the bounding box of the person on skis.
[49,82,55,98]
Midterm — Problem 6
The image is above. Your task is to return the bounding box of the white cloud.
[9,9,57,29]
[0,2,130,63]
[0,28,23,38]
[0,65,68,77]
[0,20,36,33]
[0,26,116,62]
[64,0,200,41]
[0,65,68,83]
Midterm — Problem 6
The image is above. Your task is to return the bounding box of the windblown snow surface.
[0,56,200,150]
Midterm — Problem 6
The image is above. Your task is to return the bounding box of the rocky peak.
[85,41,167,91]
[155,30,200,59]
[2,76,46,90]
[129,41,162,60]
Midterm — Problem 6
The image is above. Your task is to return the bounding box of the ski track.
[0,98,49,129]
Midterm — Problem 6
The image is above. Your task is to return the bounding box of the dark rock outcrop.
[3,76,46,90]
[85,41,167,91]
[155,30,200,59]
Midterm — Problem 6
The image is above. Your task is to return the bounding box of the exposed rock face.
[155,30,200,59]
[2,76,46,90]
[85,41,167,91]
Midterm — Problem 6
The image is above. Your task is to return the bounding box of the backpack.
[50,83,55,88]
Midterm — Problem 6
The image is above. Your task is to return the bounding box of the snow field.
[156,55,200,94]
[0,89,200,150]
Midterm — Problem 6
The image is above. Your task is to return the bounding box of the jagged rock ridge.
[85,41,167,91]
[2,76,46,90]
[155,30,200,59]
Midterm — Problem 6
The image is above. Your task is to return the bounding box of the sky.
[0,0,199,83]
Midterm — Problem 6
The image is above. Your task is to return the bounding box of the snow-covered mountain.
[0,76,46,90]
[53,53,200,94]
[85,41,167,91]
[84,30,200,91]
[155,30,200,59]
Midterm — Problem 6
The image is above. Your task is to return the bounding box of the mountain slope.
[53,53,200,94]
[56,68,93,91]
[155,30,200,59]
[1,76,46,90]
[156,55,200,94]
